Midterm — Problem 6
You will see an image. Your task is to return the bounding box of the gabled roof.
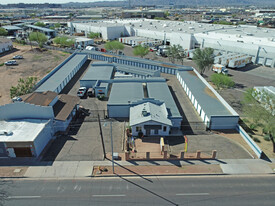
[53,94,80,121]
[130,102,172,126]
[23,91,58,106]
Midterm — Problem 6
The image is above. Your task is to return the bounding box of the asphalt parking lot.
[166,134,252,159]
[43,59,125,161]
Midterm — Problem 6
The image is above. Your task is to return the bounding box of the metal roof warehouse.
[36,53,87,93]
[177,70,239,129]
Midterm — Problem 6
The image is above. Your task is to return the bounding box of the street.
[1,175,275,206]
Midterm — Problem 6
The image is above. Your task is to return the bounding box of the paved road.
[2,176,275,206]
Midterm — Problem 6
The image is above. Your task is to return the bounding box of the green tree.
[193,47,214,75]
[210,73,235,90]
[54,23,61,28]
[87,32,101,39]
[10,77,37,98]
[104,41,124,54]
[53,36,75,47]
[0,27,8,36]
[29,32,48,48]
[34,22,46,27]
[242,88,275,152]
[167,44,184,64]
[133,45,149,58]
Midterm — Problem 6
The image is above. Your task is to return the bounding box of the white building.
[69,19,275,67]
[130,101,172,136]
[0,91,79,158]
[0,38,13,53]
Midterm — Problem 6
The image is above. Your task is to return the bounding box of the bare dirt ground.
[0,43,70,105]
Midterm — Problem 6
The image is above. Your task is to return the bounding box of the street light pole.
[110,120,114,174]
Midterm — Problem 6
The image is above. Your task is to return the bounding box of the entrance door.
[14,147,32,157]
[146,129,150,136]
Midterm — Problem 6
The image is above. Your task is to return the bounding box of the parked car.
[5,60,18,66]
[149,47,157,52]
[13,55,23,59]
[87,88,94,97]
[100,48,107,52]
[12,96,22,102]
[77,87,87,98]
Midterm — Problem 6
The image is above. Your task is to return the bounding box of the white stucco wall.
[0,102,54,120]
[132,120,170,137]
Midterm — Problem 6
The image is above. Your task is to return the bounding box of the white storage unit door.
[265,58,273,67]
[257,57,264,65]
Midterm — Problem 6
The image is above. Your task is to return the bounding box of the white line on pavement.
[176,193,210,196]
[8,196,41,199]
[92,194,126,197]
[234,88,245,93]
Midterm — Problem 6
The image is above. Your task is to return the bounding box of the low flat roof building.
[0,119,52,158]
[108,82,144,118]
[177,70,239,129]
[36,53,87,94]
[147,81,182,128]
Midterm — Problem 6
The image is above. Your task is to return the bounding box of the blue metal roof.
[36,54,87,92]
[81,64,114,81]
[114,63,160,77]
[26,25,55,32]
[108,82,144,105]
[177,70,233,117]
[2,25,22,30]
[147,81,181,118]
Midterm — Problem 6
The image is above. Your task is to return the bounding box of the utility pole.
[98,114,106,159]
[110,120,114,174]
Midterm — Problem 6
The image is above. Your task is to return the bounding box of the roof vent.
[142,107,149,116]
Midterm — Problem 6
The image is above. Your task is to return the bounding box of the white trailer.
[228,56,249,68]
[212,64,228,75]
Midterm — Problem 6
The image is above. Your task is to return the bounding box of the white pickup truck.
[212,64,228,75]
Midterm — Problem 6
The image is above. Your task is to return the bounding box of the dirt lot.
[0,43,70,105]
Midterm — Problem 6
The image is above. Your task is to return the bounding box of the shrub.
[253,137,261,143]
[211,73,235,89]
[249,123,257,130]
[263,135,271,141]
[0,63,4,66]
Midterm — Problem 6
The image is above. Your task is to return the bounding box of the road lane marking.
[176,193,209,196]
[92,194,126,197]
[8,196,41,199]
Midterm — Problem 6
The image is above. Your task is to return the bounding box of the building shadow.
[41,135,78,162]
[106,158,153,183]
[116,174,179,206]
[60,59,91,94]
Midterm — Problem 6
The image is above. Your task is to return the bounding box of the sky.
[0,0,118,4]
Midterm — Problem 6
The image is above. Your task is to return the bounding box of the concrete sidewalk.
[21,158,275,179]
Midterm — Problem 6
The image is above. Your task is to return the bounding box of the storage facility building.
[108,81,144,118]
[36,53,87,93]
[147,82,182,128]
[80,62,114,96]
[177,70,239,129]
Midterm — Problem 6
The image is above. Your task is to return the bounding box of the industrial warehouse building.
[69,19,275,67]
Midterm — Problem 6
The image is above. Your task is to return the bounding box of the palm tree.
[192,48,214,75]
